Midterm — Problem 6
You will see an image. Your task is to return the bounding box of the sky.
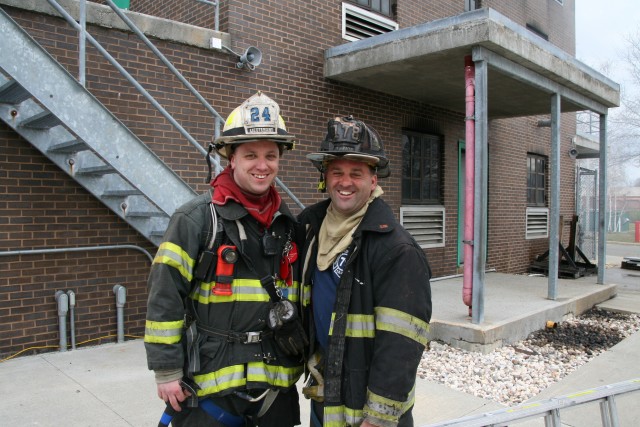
[575,0,640,183]
[575,0,639,82]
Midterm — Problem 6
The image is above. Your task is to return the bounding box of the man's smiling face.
[230,140,280,196]
[325,158,377,216]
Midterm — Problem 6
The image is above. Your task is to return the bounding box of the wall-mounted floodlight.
[222,45,262,71]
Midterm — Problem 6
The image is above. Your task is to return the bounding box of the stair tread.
[103,189,143,197]
[49,139,89,153]
[125,210,167,218]
[76,165,116,175]
[20,111,61,129]
[0,80,31,104]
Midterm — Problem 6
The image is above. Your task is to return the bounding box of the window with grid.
[402,132,442,204]
[527,154,547,206]
[347,0,395,17]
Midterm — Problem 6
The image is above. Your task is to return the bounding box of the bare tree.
[611,28,640,175]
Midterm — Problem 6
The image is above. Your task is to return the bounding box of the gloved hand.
[274,318,308,356]
[268,299,309,356]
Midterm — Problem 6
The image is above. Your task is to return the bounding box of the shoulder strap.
[207,202,226,249]
[192,202,224,283]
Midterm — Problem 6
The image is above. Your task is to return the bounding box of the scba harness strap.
[158,379,246,427]
[180,201,299,424]
[158,398,245,427]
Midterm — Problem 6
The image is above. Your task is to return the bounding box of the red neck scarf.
[211,166,281,228]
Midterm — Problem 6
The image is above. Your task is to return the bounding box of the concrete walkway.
[1,262,638,426]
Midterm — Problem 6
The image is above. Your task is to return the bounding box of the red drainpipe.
[463,55,475,316]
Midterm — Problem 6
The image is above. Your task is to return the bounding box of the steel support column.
[597,113,608,283]
[547,93,561,299]
[471,52,487,324]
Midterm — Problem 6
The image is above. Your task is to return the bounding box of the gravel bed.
[417,308,640,405]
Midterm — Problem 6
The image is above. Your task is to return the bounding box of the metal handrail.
[0,245,154,263]
[46,0,304,208]
[422,378,640,427]
[196,0,220,32]
[47,0,222,167]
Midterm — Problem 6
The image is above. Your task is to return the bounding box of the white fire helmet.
[213,91,296,158]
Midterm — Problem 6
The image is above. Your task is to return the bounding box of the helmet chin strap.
[206,143,215,183]
[317,171,326,193]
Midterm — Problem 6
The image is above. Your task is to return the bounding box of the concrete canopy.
[324,8,620,119]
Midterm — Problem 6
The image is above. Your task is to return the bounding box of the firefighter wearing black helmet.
[145,92,307,427]
[298,116,432,427]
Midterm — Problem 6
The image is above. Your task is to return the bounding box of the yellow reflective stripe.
[191,279,299,304]
[324,404,363,427]
[328,313,375,339]
[232,279,271,302]
[328,313,335,335]
[346,314,375,338]
[246,362,303,387]
[302,283,312,307]
[195,365,246,396]
[364,386,415,422]
[375,306,430,346]
[190,279,269,303]
[344,406,363,426]
[283,280,300,303]
[153,242,195,282]
[194,363,302,396]
[144,319,184,344]
[191,281,213,301]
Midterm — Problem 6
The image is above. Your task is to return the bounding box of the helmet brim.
[214,135,296,158]
[307,152,380,166]
[306,152,390,178]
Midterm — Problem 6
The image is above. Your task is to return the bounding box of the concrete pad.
[428,272,617,352]
[1,272,638,427]
[412,379,505,425]
[0,341,164,427]
[515,331,640,427]
[597,292,640,314]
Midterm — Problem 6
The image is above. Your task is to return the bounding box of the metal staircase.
[0,8,198,246]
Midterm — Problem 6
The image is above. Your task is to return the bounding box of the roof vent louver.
[400,206,445,248]
[342,3,398,41]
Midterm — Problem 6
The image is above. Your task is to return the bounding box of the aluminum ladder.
[422,378,640,427]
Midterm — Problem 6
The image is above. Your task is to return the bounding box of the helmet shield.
[307,116,390,178]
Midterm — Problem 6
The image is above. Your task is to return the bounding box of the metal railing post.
[78,0,86,85]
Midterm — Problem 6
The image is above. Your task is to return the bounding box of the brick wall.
[0,126,154,358]
[483,0,575,54]
[132,0,216,29]
[396,0,463,26]
[0,0,579,358]
[487,115,577,273]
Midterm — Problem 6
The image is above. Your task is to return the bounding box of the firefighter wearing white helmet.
[145,91,306,427]
[214,91,296,159]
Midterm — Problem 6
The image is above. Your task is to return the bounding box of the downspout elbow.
[55,291,69,352]
[113,285,127,343]
[113,284,126,308]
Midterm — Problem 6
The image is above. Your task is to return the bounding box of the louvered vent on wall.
[526,207,549,239]
[400,206,445,248]
[342,3,398,42]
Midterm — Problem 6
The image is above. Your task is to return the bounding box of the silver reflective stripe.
[375,306,430,346]
[154,242,195,282]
